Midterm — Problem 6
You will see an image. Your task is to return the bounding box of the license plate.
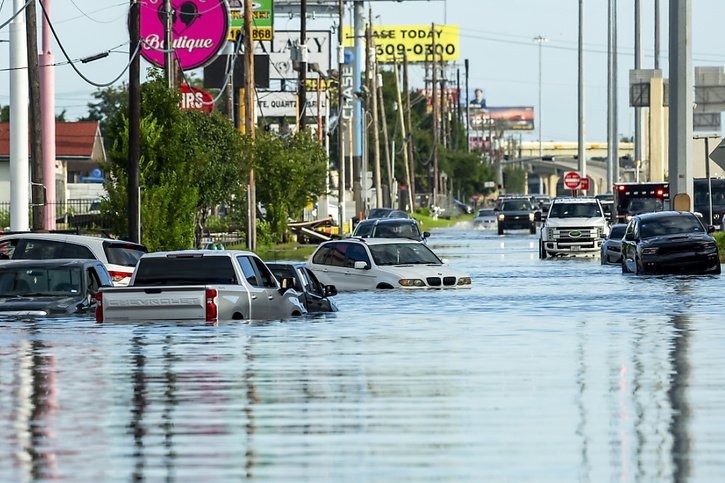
[571,245,581,251]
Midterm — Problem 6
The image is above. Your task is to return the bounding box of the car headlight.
[641,247,658,255]
[497,214,505,221]
[399,279,426,287]
[456,277,472,286]
[528,213,535,221]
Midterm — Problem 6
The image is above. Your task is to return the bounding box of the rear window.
[133,255,237,286]
[103,241,147,267]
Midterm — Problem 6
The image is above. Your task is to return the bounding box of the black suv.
[351,218,430,243]
[495,198,540,235]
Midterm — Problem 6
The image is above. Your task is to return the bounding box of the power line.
[0,0,31,31]
[66,0,127,24]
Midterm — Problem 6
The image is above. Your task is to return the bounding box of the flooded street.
[1,225,724,482]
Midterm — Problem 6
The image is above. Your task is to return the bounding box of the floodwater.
[1,225,724,482]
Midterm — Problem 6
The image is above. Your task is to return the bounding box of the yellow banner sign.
[343,25,459,63]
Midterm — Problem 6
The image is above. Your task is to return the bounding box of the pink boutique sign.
[139,0,229,71]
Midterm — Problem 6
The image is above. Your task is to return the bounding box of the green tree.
[503,165,527,194]
[80,84,129,147]
[253,132,328,242]
[0,105,9,123]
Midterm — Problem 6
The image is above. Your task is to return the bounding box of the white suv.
[0,234,147,286]
[539,197,608,258]
[307,238,472,291]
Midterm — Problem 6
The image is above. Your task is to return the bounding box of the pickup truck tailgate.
[100,286,207,321]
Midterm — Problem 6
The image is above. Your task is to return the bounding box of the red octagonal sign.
[563,171,582,190]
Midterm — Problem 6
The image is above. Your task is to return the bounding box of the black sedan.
[621,211,721,275]
[0,259,113,316]
[268,262,338,312]
[600,223,628,265]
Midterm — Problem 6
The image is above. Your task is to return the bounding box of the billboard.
[256,91,328,118]
[468,106,535,131]
[343,25,459,63]
[255,30,332,81]
[227,0,274,42]
[417,87,459,112]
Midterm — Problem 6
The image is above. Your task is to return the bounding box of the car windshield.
[373,223,420,239]
[500,200,532,211]
[639,215,704,238]
[608,225,627,240]
[477,209,494,217]
[548,203,602,218]
[623,198,665,215]
[0,266,82,296]
[369,243,442,266]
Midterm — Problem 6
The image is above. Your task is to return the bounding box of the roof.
[0,121,101,158]
[551,197,600,204]
[330,237,422,246]
[0,259,100,269]
[142,249,256,258]
[635,210,696,220]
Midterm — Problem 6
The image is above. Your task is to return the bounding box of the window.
[87,268,102,293]
[312,245,332,265]
[345,244,370,267]
[62,243,95,259]
[321,243,347,267]
[134,256,238,286]
[237,256,260,286]
[301,267,324,296]
[251,257,277,288]
[354,222,374,237]
[103,241,147,267]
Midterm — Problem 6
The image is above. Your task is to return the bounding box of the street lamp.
[534,35,548,164]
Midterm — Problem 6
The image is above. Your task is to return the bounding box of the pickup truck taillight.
[205,288,218,322]
[95,292,103,323]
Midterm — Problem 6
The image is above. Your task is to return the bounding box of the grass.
[412,213,473,230]
[715,231,725,263]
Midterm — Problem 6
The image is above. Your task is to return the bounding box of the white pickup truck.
[539,197,609,258]
[96,250,307,322]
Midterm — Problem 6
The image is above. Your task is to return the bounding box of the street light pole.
[534,35,547,165]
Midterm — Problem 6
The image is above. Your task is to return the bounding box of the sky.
[2,0,725,143]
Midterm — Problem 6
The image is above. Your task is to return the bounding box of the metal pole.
[634,0,643,180]
[352,1,364,218]
[431,23,439,206]
[705,137,713,225]
[40,0,56,230]
[393,59,413,212]
[613,0,619,184]
[402,50,415,207]
[368,12,382,209]
[298,0,307,130]
[377,68,393,206]
[654,0,660,70]
[577,0,586,179]
[128,0,141,242]
[9,0,30,231]
[534,36,547,163]
[465,58,470,153]
[607,1,614,192]
[668,0,693,202]
[337,0,346,233]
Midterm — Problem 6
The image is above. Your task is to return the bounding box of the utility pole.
[244,0,257,250]
[465,58,470,153]
[431,23,439,206]
[577,0,586,179]
[10,0,30,231]
[377,66,393,206]
[654,0,660,69]
[607,1,616,191]
[164,0,174,87]
[367,14,382,208]
[352,1,364,219]
[534,36,547,164]
[337,0,346,232]
[26,0,44,230]
[634,0,643,180]
[402,50,415,208]
[40,0,56,230]
[298,0,307,131]
[128,0,141,243]
[393,59,413,212]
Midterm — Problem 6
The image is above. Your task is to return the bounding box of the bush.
[715,231,725,263]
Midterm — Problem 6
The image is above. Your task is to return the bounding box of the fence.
[0,200,112,234]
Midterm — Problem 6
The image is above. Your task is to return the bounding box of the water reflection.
[0,232,722,481]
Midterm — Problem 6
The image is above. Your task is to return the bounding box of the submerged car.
[367,208,411,219]
[307,238,472,291]
[352,218,430,243]
[0,259,112,316]
[600,223,628,265]
[620,211,721,275]
[267,262,338,312]
[495,198,540,235]
[473,208,497,229]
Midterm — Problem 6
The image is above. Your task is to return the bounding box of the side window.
[95,264,113,287]
[345,244,370,267]
[14,239,65,259]
[87,268,101,293]
[312,245,332,265]
[0,239,18,259]
[325,243,347,267]
[62,243,95,259]
[251,257,277,289]
[355,223,374,237]
[236,256,260,286]
[301,267,323,296]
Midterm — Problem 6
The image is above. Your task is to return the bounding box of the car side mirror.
[324,285,337,297]
[707,225,717,234]
[423,231,431,238]
[353,261,369,270]
[279,277,295,293]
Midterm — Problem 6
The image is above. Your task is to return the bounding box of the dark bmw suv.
[495,198,541,235]
[620,211,721,275]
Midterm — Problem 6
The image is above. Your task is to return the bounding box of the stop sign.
[563,171,582,190]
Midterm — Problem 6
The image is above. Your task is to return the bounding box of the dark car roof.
[0,259,100,269]
[634,210,695,220]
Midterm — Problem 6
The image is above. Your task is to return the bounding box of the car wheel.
[539,240,547,259]
[498,224,504,236]
[529,224,537,235]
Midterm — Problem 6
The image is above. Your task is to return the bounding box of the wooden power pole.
[244,0,256,250]
[128,0,141,242]
[377,64,393,206]
[393,58,413,212]
[402,51,415,208]
[366,15,382,208]
[26,0,44,230]
[431,23,439,206]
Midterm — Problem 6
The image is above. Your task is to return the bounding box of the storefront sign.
[228,0,274,42]
[344,25,459,63]
[179,84,214,112]
[256,91,328,118]
[256,30,332,81]
[139,0,229,71]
